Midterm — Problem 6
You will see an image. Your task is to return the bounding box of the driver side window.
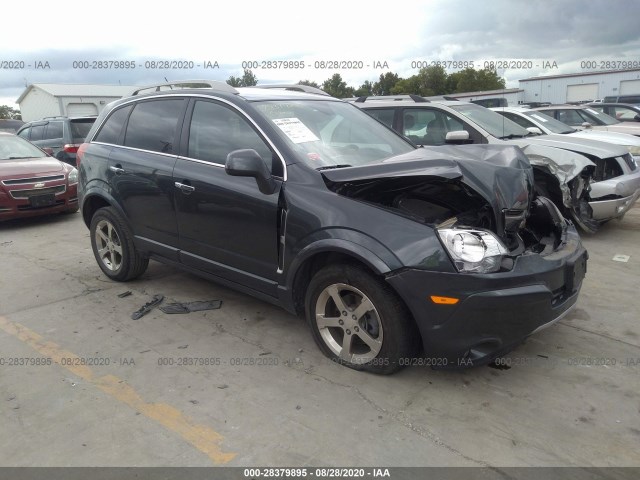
[403,109,471,146]
[188,100,280,176]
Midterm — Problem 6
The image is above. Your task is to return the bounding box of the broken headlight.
[437,228,508,273]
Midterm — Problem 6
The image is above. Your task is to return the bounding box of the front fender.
[279,233,400,314]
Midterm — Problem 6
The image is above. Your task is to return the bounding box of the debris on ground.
[612,254,630,263]
[131,295,164,320]
[117,291,132,298]
[159,300,222,314]
[217,384,229,389]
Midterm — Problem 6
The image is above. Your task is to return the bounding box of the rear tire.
[89,206,148,281]
[305,264,420,374]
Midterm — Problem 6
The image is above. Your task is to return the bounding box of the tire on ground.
[89,206,149,281]
[305,263,420,374]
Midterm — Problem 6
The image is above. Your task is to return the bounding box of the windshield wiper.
[316,164,353,171]
[499,134,527,139]
[8,156,35,159]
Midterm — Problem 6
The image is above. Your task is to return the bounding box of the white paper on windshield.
[272,118,319,144]
[531,114,549,123]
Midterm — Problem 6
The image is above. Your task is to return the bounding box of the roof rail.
[254,84,331,96]
[42,115,69,120]
[129,80,238,96]
[354,94,429,103]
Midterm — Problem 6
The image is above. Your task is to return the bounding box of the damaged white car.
[353,97,640,232]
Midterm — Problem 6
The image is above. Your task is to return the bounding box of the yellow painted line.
[0,315,236,464]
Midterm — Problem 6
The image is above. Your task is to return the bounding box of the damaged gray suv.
[77,81,587,374]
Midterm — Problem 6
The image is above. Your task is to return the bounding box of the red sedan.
[0,132,79,221]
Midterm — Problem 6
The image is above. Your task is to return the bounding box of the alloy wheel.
[94,219,123,271]
[315,283,383,364]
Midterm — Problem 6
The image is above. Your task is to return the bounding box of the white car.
[491,106,640,162]
[532,105,640,137]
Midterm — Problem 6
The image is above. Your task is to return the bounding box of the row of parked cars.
[1,81,638,375]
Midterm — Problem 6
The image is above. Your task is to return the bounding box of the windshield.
[252,100,414,168]
[450,103,530,139]
[0,134,48,160]
[580,107,620,125]
[522,110,577,134]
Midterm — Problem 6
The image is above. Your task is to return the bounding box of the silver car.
[490,106,640,162]
[532,105,640,137]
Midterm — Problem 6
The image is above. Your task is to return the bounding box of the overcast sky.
[1,0,639,108]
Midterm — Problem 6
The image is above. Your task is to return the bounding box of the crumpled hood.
[321,144,534,215]
[522,134,627,158]
[504,139,595,187]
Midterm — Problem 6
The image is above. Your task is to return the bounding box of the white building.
[16,83,137,122]
[518,68,640,104]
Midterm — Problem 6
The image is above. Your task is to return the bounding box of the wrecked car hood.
[321,144,534,215]
[504,140,594,186]
[522,134,628,158]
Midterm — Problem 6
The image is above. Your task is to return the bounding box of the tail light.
[76,143,89,165]
[63,144,80,154]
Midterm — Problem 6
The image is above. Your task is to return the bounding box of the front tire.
[305,264,419,374]
[89,206,149,281]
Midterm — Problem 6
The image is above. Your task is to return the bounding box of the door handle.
[109,166,125,175]
[174,182,195,194]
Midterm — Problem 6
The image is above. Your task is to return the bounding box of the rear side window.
[44,121,63,140]
[70,118,96,143]
[30,124,45,141]
[94,105,133,145]
[366,108,395,128]
[124,99,184,153]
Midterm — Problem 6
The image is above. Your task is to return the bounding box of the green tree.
[298,80,320,88]
[0,105,21,120]
[450,67,505,93]
[418,66,448,95]
[372,72,400,95]
[354,80,374,97]
[390,76,423,95]
[227,69,258,87]
[475,68,506,91]
[321,73,354,98]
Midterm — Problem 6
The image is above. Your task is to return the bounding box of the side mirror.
[634,114,640,122]
[42,147,55,156]
[526,127,543,135]
[226,149,277,195]
[581,122,592,129]
[445,130,471,144]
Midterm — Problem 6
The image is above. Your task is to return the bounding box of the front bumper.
[0,184,78,221]
[386,227,587,368]
[589,168,640,220]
